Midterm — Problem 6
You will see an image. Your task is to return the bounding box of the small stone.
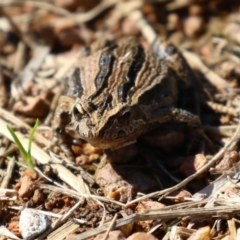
[93,230,125,240]
[95,163,159,202]
[18,175,34,198]
[180,154,208,178]
[136,201,165,231]
[184,16,205,38]
[127,232,157,240]
[19,208,50,240]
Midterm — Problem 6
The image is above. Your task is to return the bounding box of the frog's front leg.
[51,95,75,159]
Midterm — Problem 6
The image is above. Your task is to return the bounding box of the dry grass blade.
[0,157,15,188]
[39,184,126,208]
[70,205,240,240]
[0,7,33,49]
[102,214,118,240]
[11,45,50,99]
[0,0,76,20]
[193,162,240,200]
[0,112,84,192]
[128,121,240,205]
[47,221,79,240]
[182,51,230,90]
[0,226,20,240]
[0,0,117,24]
[1,1,240,239]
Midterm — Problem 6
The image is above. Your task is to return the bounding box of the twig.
[44,221,79,240]
[0,7,34,49]
[204,101,238,116]
[0,0,76,21]
[11,45,50,100]
[70,205,240,240]
[127,122,240,205]
[75,0,116,23]
[182,50,230,90]
[0,0,116,24]
[129,9,157,45]
[128,8,230,92]
[53,200,84,228]
[0,157,15,188]
[102,214,118,240]
[204,125,238,137]
[0,115,83,192]
[39,184,126,208]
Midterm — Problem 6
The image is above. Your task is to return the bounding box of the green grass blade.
[7,125,28,160]
[28,119,39,159]
[6,156,28,169]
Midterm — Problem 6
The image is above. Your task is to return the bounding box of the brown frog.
[52,37,205,154]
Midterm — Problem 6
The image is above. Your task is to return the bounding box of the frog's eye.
[72,106,83,121]
[165,44,178,56]
[122,110,131,119]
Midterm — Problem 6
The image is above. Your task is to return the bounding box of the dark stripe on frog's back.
[103,38,146,108]
[132,59,177,111]
[88,52,115,101]
[117,44,145,103]
[87,46,117,106]
[89,38,146,110]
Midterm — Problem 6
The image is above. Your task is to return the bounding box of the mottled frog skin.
[52,37,203,150]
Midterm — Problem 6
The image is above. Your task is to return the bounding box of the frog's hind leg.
[153,40,201,116]
[149,107,211,146]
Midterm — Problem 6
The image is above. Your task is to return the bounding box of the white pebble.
[19,208,50,240]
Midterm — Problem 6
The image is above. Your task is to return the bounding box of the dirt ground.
[0,0,240,239]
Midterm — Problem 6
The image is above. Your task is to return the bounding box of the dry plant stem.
[162,231,171,240]
[0,7,34,49]
[102,214,118,240]
[0,107,50,146]
[0,0,116,24]
[14,42,27,74]
[228,219,237,240]
[13,12,33,74]
[1,145,18,158]
[106,1,144,28]
[129,9,157,45]
[9,205,85,223]
[11,45,50,99]
[204,125,237,137]
[166,0,189,10]
[0,0,76,21]
[34,167,64,189]
[205,101,238,116]
[0,115,84,192]
[128,123,240,205]
[129,8,230,91]
[75,0,116,23]
[182,51,230,90]
[0,157,15,188]
[46,221,79,240]
[39,184,126,208]
[70,205,240,240]
[50,201,84,232]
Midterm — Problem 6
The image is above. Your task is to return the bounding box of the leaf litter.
[0,0,240,239]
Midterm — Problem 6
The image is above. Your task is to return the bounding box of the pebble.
[19,208,50,240]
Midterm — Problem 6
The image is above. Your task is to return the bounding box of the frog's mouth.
[93,117,147,149]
